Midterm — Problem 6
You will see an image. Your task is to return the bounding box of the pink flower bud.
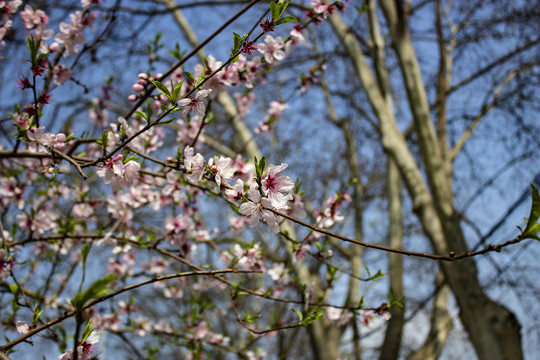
[132,83,144,92]
[49,42,59,53]
[137,73,148,80]
[128,94,137,102]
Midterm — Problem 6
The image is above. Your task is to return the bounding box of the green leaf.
[355,4,370,15]
[80,321,95,342]
[291,308,303,322]
[64,132,77,142]
[269,1,280,21]
[152,80,171,100]
[172,79,184,102]
[195,73,209,88]
[183,71,194,85]
[71,274,116,311]
[276,16,297,25]
[303,310,323,324]
[244,312,260,323]
[81,244,90,268]
[9,283,19,296]
[368,269,385,282]
[148,99,154,120]
[32,305,44,324]
[96,130,108,150]
[523,184,540,237]
[134,111,147,121]
[167,42,185,60]
[269,0,290,21]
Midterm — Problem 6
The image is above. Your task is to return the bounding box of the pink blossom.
[325,307,342,321]
[164,214,196,257]
[311,0,329,15]
[191,321,208,340]
[194,55,226,95]
[0,249,14,281]
[2,1,22,15]
[72,203,94,218]
[208,155,235,187]
[258,35,285,64]
[27,126,51,152]
[225,178,244,200]
[234,92,256,118]
[232,243,265,271]
[20,5,50,31]
[288,194,307,219]
[262,163,294,209]
[57,331,100,360]
[238,186,280,233]
[183,146,205,182]
[16,208,58,237]
[177,116,205,147]
[16,321,31,334]
[54,11,92,56]
[81,0,101,9]
[289,26,306,46]
[52,64,71,85]
[96,155,141,191]
[267,263,287,281]
[178,89,212,117]
[246,350,267,360]
[267,101,288,120]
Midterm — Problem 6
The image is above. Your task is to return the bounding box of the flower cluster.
[239,163,297,233]
[26,126,67,152]
[255,100,289,134]
[55,10,96,55]
[0,0,22,57]
[96,154,141,191]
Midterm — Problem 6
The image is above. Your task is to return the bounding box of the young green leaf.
[183,71,195,85]
[71,274,116,312]
[276,16,297,25]
[80,321,95,341]
[81,244,90,268]
[146,99,154,122]
[291,308,303,322]
[152,80,171,100]
[303,310,323,324]
[523,184,540,239]
[32,305,44,324]
[134,110,148,122]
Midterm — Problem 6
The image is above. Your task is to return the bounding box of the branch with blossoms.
[0,269,260,353]
[3,0,535,358]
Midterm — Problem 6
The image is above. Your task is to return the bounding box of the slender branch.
[269,208,530,261]
[50,148,87,179]
[449,68,520,161]
[0,269,258,352]
[232,304,305,335]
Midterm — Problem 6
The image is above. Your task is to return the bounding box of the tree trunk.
[328,5,523,358]
[410,272,452,360]
[380,158,404,360]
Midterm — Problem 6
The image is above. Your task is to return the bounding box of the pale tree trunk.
[379,158,404,360]
[410,272,453,360]
[328,2,523,358]
[156,1,345,358]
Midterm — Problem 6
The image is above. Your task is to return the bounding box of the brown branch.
[0,269,258,352]
[232,304,305,335]
[269,208,529,261]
